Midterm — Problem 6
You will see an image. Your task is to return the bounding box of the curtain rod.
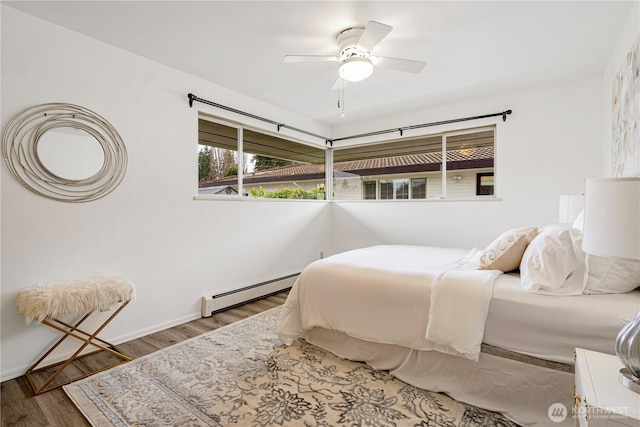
[187,93,512,147]
[188,93,328,142]
[330,110,512,144]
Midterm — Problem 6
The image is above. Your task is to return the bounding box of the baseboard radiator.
[201,273,299,317]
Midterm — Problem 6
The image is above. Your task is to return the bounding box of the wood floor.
[0,290,289,427]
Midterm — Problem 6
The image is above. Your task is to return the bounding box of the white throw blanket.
[424,266,502,361]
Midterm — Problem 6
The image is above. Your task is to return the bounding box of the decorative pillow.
[520,224,586,295]
[479,227,538,272]
[583,255,640,294]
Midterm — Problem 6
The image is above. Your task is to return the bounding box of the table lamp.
[582,177,640,392]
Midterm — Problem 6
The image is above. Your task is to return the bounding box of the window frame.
[330,125,496,201]
[196,116,497,202]
[476,172,495,196]
[197,114,328,200]
[411,177,427,199]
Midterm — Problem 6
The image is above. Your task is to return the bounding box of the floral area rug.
[64,306,518,426]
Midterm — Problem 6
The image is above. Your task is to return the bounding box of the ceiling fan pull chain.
[339,77,346,118]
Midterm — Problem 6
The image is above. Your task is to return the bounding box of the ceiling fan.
[284,21,427,88]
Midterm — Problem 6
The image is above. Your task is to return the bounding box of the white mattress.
[279,245,640,365]
[486,273,640,363]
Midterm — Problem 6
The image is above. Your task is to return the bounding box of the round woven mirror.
[2,103,127,202]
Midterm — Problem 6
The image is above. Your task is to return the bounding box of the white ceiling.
[4,1,635,128]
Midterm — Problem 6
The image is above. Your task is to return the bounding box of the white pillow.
[583,255,640,294]
[479,227,538,272]
[572,210,584,231]
[520,225,586,295]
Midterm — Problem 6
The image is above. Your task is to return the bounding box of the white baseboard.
[0,311,201,383]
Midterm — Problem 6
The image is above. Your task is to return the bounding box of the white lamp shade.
[339,57,373,82]
[582,177,640,261]
[558,194,584,224]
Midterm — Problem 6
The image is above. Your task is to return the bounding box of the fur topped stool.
[17,275,135,394]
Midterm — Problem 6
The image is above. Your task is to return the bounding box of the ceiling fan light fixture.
[339,57,373,82]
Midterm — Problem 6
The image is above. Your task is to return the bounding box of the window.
[198,117,326,199]
[394,179,409,199]
[379,181,393,200]
[197,118,496,201]
[363,181,377,200]
[476,172,494,196]
[358,177,427,200]
[332,126,495,200]
[411,178,427,199]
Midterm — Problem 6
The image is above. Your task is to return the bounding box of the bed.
[277,226,640,427]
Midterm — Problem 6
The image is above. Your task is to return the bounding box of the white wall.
[330,76,605,254]
[0,7,331,381]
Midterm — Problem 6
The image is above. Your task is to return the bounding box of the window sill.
[333,197,502,203]
[194,195,501,202]
[193,195,328,202]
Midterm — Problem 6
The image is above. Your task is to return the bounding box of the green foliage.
[250,185,325,200]
[198,146,239,181]
[198,147,212,181]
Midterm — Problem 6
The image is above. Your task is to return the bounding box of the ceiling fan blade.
[284,55,338,63]
[330,77,349,90]
[357,21,392,52]
[373,56,427,74]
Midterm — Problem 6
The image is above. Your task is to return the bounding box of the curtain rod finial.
[188,93,195,108]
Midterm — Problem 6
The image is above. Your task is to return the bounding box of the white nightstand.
[574,348,640,427]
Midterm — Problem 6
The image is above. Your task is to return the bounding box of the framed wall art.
[612,33,640,177]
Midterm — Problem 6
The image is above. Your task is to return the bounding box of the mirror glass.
[37,127,105,180]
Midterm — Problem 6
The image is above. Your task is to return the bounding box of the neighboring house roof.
[200,147,493,188]
[198,185,238,195]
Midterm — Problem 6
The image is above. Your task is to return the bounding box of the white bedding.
[278,245,489,357]
[425,266,501,360]
[278,245,640,364]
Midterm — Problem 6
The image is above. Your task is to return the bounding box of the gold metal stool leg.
[25,301,131,395]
